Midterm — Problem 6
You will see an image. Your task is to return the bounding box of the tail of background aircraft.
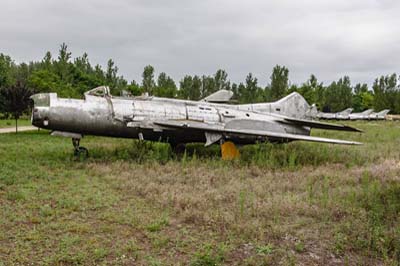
[305,104,318,119]
[377,109,390,116]
[337,108,353,115]
[360,109,374,115]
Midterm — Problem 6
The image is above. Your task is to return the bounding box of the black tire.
[173,143,186,154]
[74,147,89,160]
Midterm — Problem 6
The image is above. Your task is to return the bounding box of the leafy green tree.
[42,51,52,70]
[127,80,142,96]
[13,63,32,86]
[0,81,33,132]
[179,75,192,100]
[155,72,177,97]
[55,42,72,82]
[199,70,231,98]
[74,53,91,74]
[27,69,60,93]
[289,75,325,107]
[239,73,262,103]
[361,91,374,110]
[231,83,239,101]
[179,75,202,100]
[191,76,202,100]
[214,69,230,91]
[93,64,106,85]
[352,83,370,112]
[0,53,15,87]
[270,65,289,101]
[201,75,216,98]
[106,59,118,87]
[303,75,324,105]
[372,74,398,113]
[142,65,155,95]
[324,76,353,112]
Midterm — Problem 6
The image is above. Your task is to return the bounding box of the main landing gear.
[170,143,186,154]
[72,138,89,159]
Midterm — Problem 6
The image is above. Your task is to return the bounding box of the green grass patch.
[0,119,31,128]
[0,121,399,265]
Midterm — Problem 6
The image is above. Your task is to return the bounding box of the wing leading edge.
[154,120,362,145]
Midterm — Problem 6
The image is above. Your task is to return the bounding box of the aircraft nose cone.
[31,107,41,127]
[31,107,50,128]
[30,93,51,128]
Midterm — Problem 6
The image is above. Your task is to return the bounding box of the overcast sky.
[1,0,399,86]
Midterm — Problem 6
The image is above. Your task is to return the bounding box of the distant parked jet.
[368,109,390,120]
[317,108,353,120]
[349,109,374,120]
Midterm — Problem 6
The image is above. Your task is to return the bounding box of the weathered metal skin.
[31,88,306,144]
[316,108,353,120]
[31,86,361,146]
[349,109,374,120]
[368,109,390,120]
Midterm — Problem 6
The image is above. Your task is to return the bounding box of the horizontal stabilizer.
[283,118,362,132]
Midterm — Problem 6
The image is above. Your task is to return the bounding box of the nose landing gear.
[72,138,89,159]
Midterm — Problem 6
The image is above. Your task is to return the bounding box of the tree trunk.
[15,115,18,134]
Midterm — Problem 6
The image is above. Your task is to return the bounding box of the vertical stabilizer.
[238,92,311,119]
[360,109,374,115]
[337,108,353,115]
[377,109,390,116]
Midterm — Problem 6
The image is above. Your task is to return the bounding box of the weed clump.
[191,244,226,266]
[337,178,400,261]
[359,181,400,260]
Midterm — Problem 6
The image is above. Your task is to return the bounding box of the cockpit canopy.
[84,86,111,98]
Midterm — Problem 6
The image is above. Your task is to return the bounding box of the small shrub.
[6,190,25,201]
[256,244,274,255]
[191,244,225,266]
[294,242,305,253]
[338,179,400,261]
[146,217,170,232]
[93,248,109,260]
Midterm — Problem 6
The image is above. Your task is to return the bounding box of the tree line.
[1,43,400,120]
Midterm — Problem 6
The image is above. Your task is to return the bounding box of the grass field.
[0,119,32,128]
[1,121,400,265]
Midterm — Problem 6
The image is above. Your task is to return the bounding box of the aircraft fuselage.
[31,93,309,145]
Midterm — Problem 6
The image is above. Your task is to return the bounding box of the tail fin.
[305,104,318,119]
[377,109,390,116]
[242,92,310,119]
[360,109,373,115]
[337,108,353,115]
[274,92,311,119]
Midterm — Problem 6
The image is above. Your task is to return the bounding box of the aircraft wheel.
[171,143,186,154]
[74,146,89,160]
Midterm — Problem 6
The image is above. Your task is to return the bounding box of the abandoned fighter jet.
[349,109,374,120]
[31,86,361,159]
[316,108,353,120]
[368,109,390,120]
